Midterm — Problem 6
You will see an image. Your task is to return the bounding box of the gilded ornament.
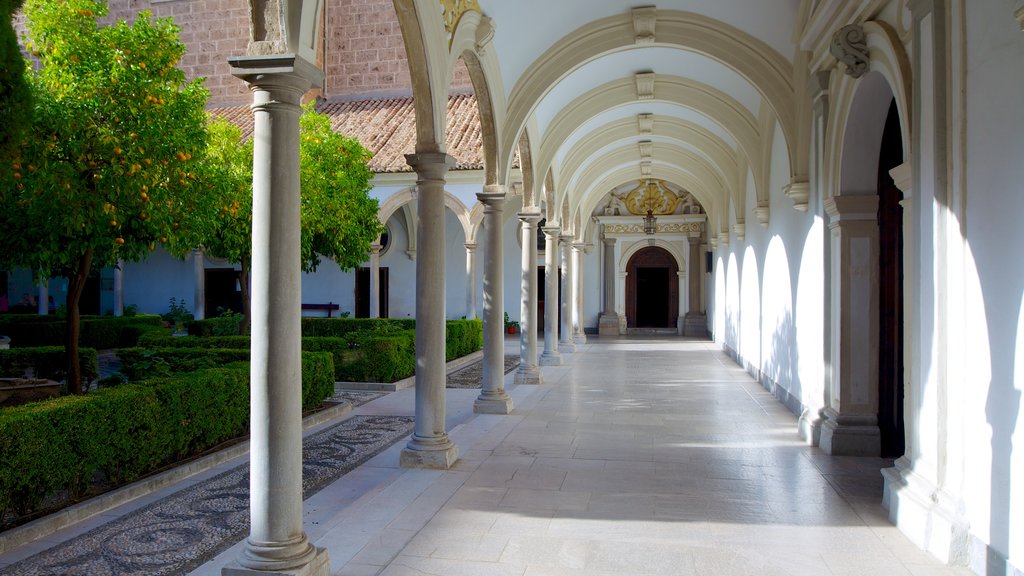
[440,0,482,34]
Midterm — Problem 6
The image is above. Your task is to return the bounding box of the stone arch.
[392,0,450,150]
[620,244,682,329]
[499,9,796,185]
[377,186,474,242]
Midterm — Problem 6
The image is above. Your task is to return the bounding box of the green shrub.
[0,346,99,385]
[118,347,250,380]
[0,350,335,521]
[186,314,244,337]
[335,330,416,383]
[0,315,164,348]
[300,317,415,338]
[445,319,483,360]
[137,333,249,350]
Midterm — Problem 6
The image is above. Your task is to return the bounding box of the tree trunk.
[239,259,251,336]
[65,247,93,395]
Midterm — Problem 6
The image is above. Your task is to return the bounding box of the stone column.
[559,235,576,353]
[36,277,48,316]
[572,242,587,345]
[193,249,205,321]
[598,234,619,335]
[475,188,513,414]
[676,270,686,335]
[821,194,881,456]
[400,152,459,469]
[465,243,478,319]
[539,224,562,365]
[369,242,381,318]
[683,234,707,336]
[515,211,543,384]
[113,260,124,317]
[226,54,328,575]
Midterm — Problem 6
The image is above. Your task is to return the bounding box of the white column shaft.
[603,238,616,315]
[475,189,512,413]
[540,225,561,364]
[559,237,575,352]
[369,244,381,318]
[516,212,542,383]
[114,260,124,317]
[465,244,477,319]
[193,250,205,320]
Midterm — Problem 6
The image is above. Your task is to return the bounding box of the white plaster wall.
[443,208,470,318]
[959,2,1024,571]
[301,258,355,316]
[123,248,195,315]
[380,212,417,319]
[582,248,600,331]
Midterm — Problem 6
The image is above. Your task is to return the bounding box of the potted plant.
[504,312,519,334]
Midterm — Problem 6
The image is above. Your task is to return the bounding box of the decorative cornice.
[635,72,656,100]
[638,113,654,134]
[830,24,870,78]
[783,180,810,212]
[632,5,657,44]
[604,222,703,235]
[754,201,770,226]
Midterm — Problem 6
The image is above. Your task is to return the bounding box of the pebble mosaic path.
[445,354,520,389]
[0,415,415,576]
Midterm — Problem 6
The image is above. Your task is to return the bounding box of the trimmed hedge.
[185,315,244,337]
[300,317,415,337]
[337,330,416,383]
[446,319,483,361]
[0,351,336,521]
[0,346,99,385]
[0,315,165,348]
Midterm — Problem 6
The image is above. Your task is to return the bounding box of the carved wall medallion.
[830,24,870,78]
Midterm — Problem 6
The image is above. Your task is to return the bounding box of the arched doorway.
[625,246,678,328]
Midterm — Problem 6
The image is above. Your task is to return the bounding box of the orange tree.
[1,0,29,159]
[202,105,382,333]
[0,0,212,392]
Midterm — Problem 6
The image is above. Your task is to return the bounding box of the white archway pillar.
[821,194,881,457]
[227,54,329,576]
[598,234,620,335]
[464,243,478,319]
[400,152,459,469]
[676,270,687,335]
[559,235,576,353]
[571,242,587,344]
[36,275,48,316]
[369,242,381,318]
[516,211,543,384]
[193,250,205,321]
[475,188,513,414]
[540,224,562,365]
[113,260,124,317]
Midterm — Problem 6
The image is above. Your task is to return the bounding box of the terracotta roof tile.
[208,94,484,173]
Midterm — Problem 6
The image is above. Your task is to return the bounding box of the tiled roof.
[208,93,484,173]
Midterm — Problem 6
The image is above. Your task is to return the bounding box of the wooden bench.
[301,302,341,318]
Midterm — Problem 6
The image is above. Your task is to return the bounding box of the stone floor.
[0,336,975,576]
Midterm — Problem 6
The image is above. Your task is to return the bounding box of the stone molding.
[632,5,657,44]
[783,180,810,212]
[754,201,770,226]
[830,24,870,78]
[603,222,703,235]
[635,72,656,100]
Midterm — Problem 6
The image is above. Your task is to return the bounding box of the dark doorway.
[625,246,678,328]
[536,266,560,334]
[355,267,389,318]
[636,268,670,327]
[878,99,905,458]
[205,268,242,318]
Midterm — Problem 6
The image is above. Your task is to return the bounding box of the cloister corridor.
[193,336,970,576]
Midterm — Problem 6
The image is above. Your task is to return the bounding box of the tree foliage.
[201,104,382,333]
[0,0,212,392]
[0,0,29,159]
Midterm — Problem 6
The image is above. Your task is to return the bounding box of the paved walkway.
[1,337,973,576]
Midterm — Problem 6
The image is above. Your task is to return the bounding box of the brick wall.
[14,0,474,106]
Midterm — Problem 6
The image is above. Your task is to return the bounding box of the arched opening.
[878,99,905,458]
[625,246,678,329]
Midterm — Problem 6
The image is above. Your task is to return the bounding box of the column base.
[683,313,707,337]
[573,334,587,345]
[400,435,459,469]
[882,457,971,565]
[474,392,514,414]
[539,351,562,366]
[514,364,543,385]
[798,407,826,446]
[819,410,880,456]
[598,313,620,336]
[223,545,329,576]
[559,340,576,353]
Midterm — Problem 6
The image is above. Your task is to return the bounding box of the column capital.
[464,242,477,252]
[889,162,913,197]
[517,211,543,225]
[229,54,323,102]
[602,235,616,247]
[825,194,879,224]
[370,242,382,254]
[559,234,575,245]
[405,152,455,181]
[571,241,588,252]
[542,224,562,239]
[476,190,506,211]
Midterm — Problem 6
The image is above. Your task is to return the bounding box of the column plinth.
[475,188,512,414]
[516,211,543,385]
[224,54,329,576]
[400,151,459,469]
[540,224,562,365]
